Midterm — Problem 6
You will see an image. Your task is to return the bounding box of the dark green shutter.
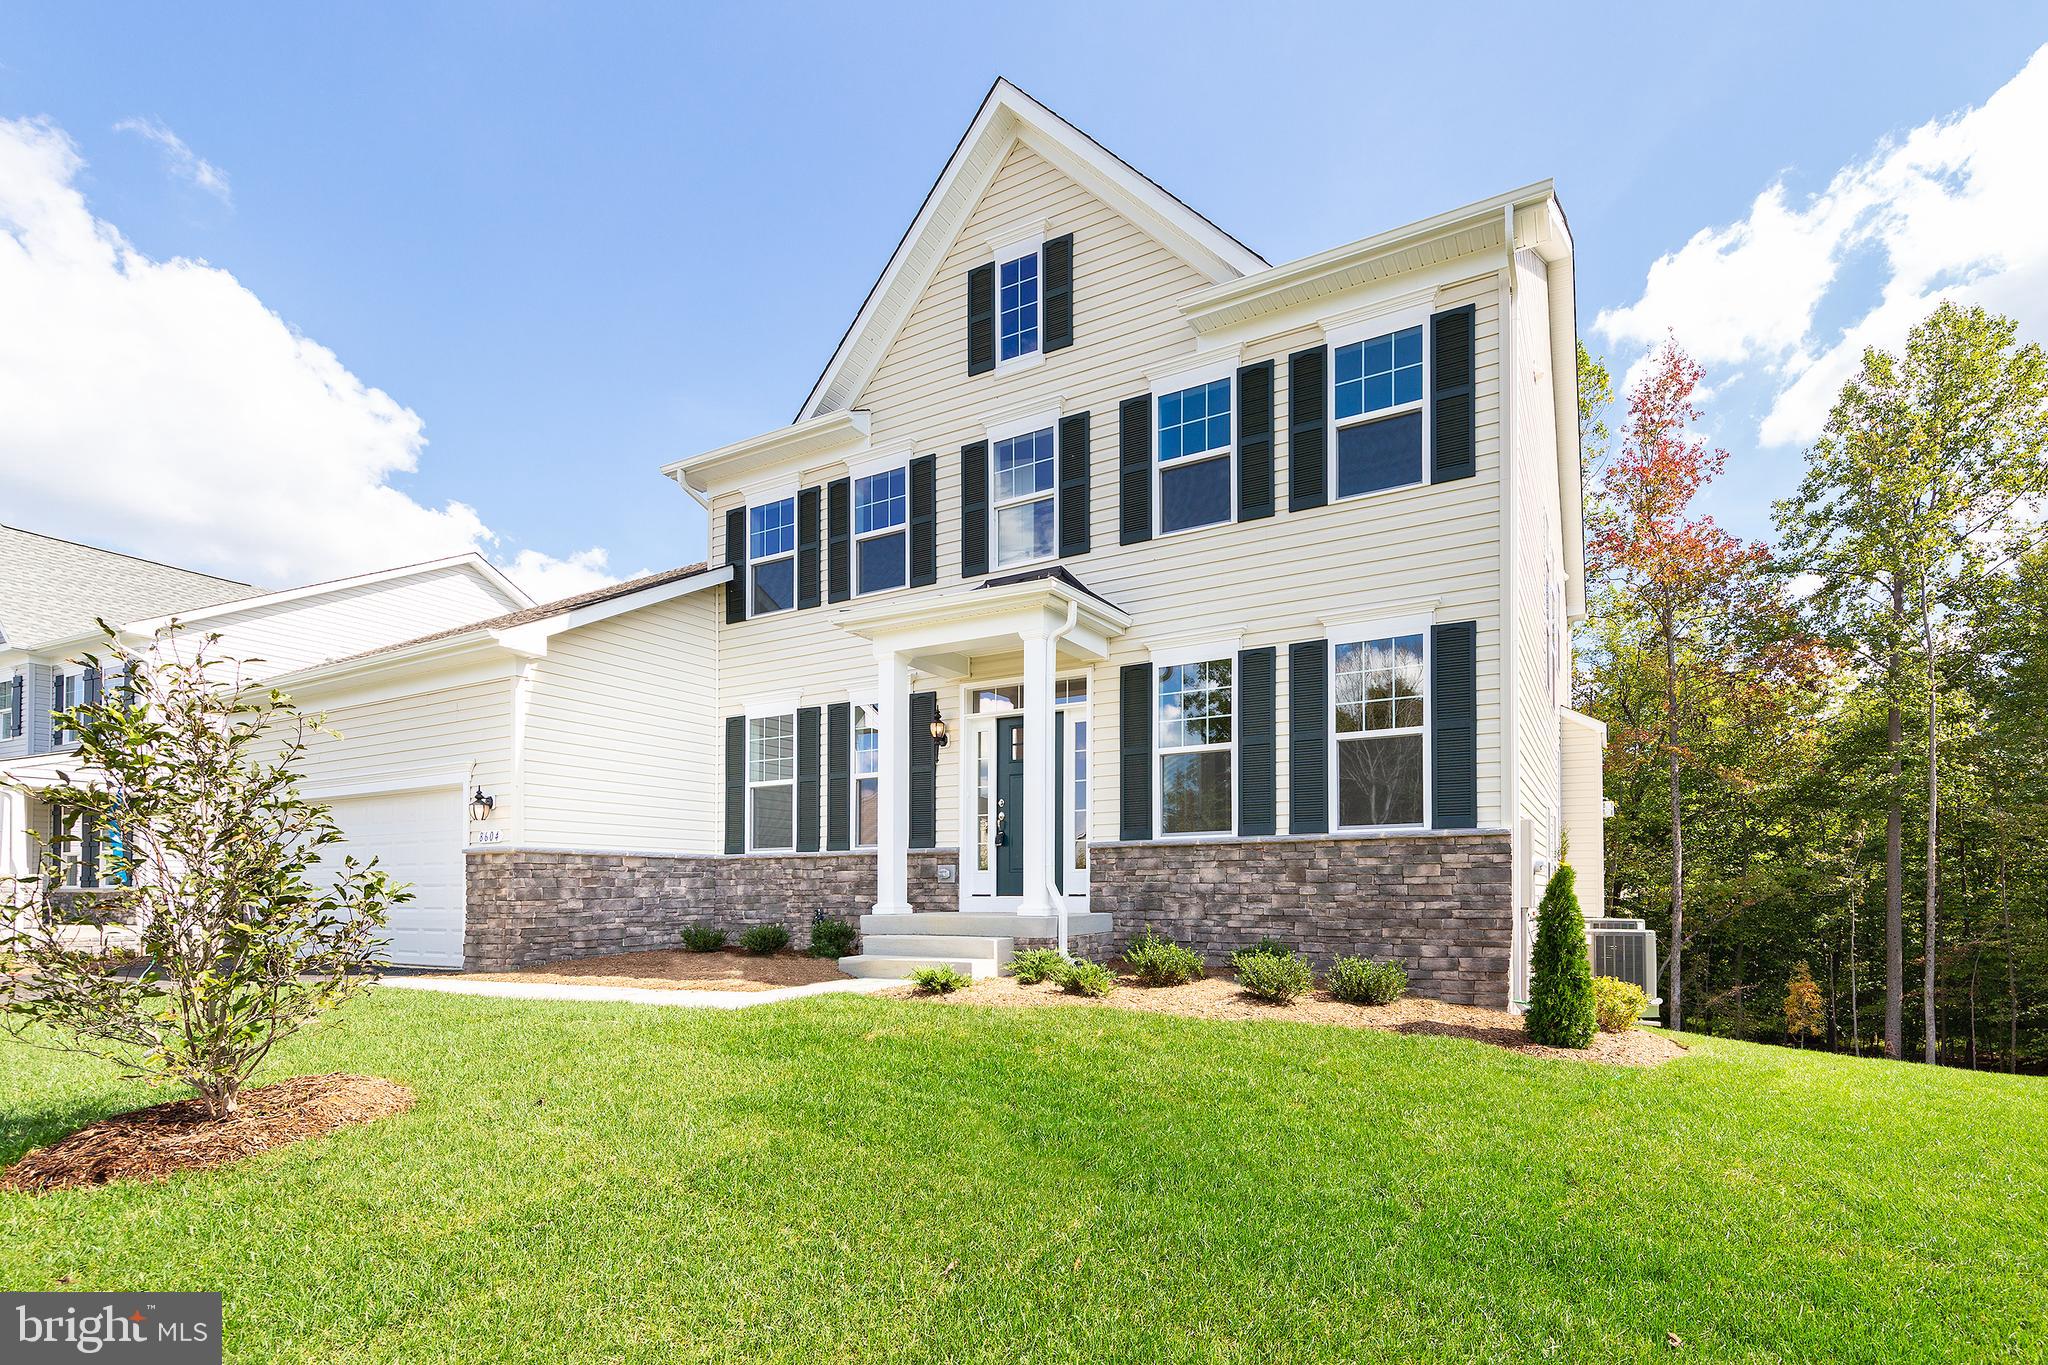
[4,676,18,738]
[723,715,746,853]
[1118,394,1152,545]
[1238,647,1277,835]
[1288,640,1328,834]
[1043,233,1074,352]
[82,666,102,707]
[1431,305,1477,483]
[1431,620,1478,827]
[79,814,99,889]
[797,487,822,610]
[960,441,989,578]
[796,706,821,851]
[909,691,938,849]
[1118,662,1152,840]
[827,478,852,603]
[1058,411,1091,558]
[967,264,995,376]
[825,702,852,851]
[1288,346,1328,511]
[723,506,747,624]
[908,455,938,586]
[1236,360,1275,521]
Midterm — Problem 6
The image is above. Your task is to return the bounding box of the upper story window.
[1156,657,1233,837]
[747,713,796,851]
[991,427,1056,568]
[51,671,78,746]
[748,498,797,616]
[998,249,1040,363]
[852,702,880,849]
[1332,324,1425,499]
[854,468,908,595]
[1333,632,1427,828]
[1157,377,1233,535]
[0,674,20,741]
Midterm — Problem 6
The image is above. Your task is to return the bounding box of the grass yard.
[2,988,2044,1363]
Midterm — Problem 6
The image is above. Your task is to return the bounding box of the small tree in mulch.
[1,625,405,1121]
[1525,864,1597,1049]
[1784,961,1825,1048]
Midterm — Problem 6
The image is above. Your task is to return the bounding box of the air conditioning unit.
[1584,917,1660,1018]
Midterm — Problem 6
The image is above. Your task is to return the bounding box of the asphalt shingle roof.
[0,525,253,651]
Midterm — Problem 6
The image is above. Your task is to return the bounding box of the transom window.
[748,499,796,616]
[1333,325,1425,499]
[1333,633,1427,828]
[854,468,907,596]
[1157,378,1233,534]
[991,427,1056,567]
[747,714,796,851]
[999,250,1040,362]
[852,703,880,849]
[1157,658,1233,836]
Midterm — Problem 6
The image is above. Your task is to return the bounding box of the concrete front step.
[837,954,1002,981]
[863,934,1013,965]
[857,910,1114,939]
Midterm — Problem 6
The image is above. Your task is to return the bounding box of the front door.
[994,716,1024,896]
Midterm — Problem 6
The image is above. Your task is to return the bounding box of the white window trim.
[1328,626,1432,834]
[992,230,1047,372]
[745,711,798,854]
[850,696,880,851]
[1148,635,1242,670]
[747,494,799,618]
[1152,653,1238,842]
[0,673,19,741]
[1327,306,1431,505]
[851,462,909,599]
[987,422,1060,572]
[1150,363,1238,539]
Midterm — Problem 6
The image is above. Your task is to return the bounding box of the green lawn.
[2,989,2043,1363]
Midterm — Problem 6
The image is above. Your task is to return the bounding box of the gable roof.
[0,525,253,652]
[123,552,532,634]
[798,78,1268,422]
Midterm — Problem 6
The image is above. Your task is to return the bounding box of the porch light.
[469,788,496,822]
[929,714,949,748]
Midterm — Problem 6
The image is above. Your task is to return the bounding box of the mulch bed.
[2,1073,414,1193]
[887,972,1686,1067]
[459,948,845,993]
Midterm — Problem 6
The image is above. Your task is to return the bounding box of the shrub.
[1327,955,1408,1006]
[1009,947,1069,985]
[738,924,792,956]
[1525,865,1597,1048]
[1593,976,1648,1033]
[909,964,973,995]
[1248,936,1292,959]
[680,925,726,953]
[1235,950,1313,1004]
[1123,929,1204,987]
[1059,959,1117,998]
[808,916,857,959]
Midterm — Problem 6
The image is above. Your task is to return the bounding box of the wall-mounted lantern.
[469,788,497,822]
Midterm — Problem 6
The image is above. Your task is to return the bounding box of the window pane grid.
[999,252,1040,361]
[1158,379,1231,463]
[747,713,796,850]
[748,499,795,559]
[992,427,1056,566]
[1333,634,1426,829]
[1157,658,1232,836]
[1334,326,1423,423]
[854,468,905,536]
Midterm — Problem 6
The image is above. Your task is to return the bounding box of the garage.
[321,786,468,969]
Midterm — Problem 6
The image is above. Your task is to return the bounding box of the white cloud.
[0,116,619,602]
[113,116,232,205]
[1597,43,2048,447]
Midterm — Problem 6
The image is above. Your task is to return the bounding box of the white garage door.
[323,787,467,969]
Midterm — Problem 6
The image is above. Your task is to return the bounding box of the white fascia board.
[1560,706,1608,743]
[490,565,733,652]
[661,410,870,499]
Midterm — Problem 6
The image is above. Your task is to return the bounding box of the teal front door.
[994,716,1024,897]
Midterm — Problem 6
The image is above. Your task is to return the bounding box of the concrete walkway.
[376,974,898,1010]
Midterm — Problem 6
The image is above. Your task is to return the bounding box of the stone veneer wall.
[463,848,955,972]
[1089,830,1514,1006]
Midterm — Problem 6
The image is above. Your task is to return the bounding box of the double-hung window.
[0,674,19,740]
[852,703,880,849]
[1332,322,1425,498]
[853,467,907,595]
[1157,375,1233,534]
[51,672,77,746]
[747,714,796,851]
[998,247,1040,363]
[1156,657,1233,836]
[991,426,1056,567]
[748,499,797,616]
[1333,632,1427,828]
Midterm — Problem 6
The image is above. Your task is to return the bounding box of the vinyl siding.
[286,673,516,838]
[1559,710,1606,916]
[1508,249,1568,870]
[191,566,522,679]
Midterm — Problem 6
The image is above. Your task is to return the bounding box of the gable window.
[1157,377,1232,534]
[1332,324,1425,498]
[852,702,880,849]
[1333,632,1427,828]
[854,468,908,595]
[747,713,796,851]
[998,248,1040,363]
[991,427,1056,567]
[1156,658,1233,836]
[748,498,797,616]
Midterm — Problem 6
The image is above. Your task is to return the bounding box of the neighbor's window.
[1333,326,1425,498]
[1157,378,1232,533]
[747,714,796,851]
[854,468,908,596]
[991,427,1056,567]
[1157,658,1232,836]
[998,249,1040,362]
[50,672,79,746]
[1333,633,1427,827]
[748,498,797,616]
[0,674,20,740]
[853,703,880,849]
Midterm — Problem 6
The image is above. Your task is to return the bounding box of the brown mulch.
[885,972,1686,1067]
[459,948,845,993]
[2,1073,414,1193]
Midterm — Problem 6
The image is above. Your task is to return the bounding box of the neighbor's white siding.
[192,565,521,679]
[1559,710,1606,916]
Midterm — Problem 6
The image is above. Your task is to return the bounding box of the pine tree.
[1526,864,1597,1048]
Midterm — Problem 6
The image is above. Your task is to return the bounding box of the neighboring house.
[0,533,532,906]
[280,80,1620,1008]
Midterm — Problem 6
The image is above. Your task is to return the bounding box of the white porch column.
[1019,626,1057,915]
[873,646,913,915]
[0,785,26,917]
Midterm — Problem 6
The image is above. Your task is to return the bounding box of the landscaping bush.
[1326,955,1408,1006]
[738,924,792,956]
[909,964,973,995]
[1593,976,1648,1033]
[680,926,726,953]
[1525,865,1597,1048]
[808,916,857,959]
[1009,947,1069,985]
[1235,950,1313,1004]
[1123,929,1204,986]
[1247,936,1292,959]
[1059,959,1117,998]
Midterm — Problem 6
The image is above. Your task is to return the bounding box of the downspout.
[1046,597,1081,957]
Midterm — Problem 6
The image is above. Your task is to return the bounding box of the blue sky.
[2,3,2044,595]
